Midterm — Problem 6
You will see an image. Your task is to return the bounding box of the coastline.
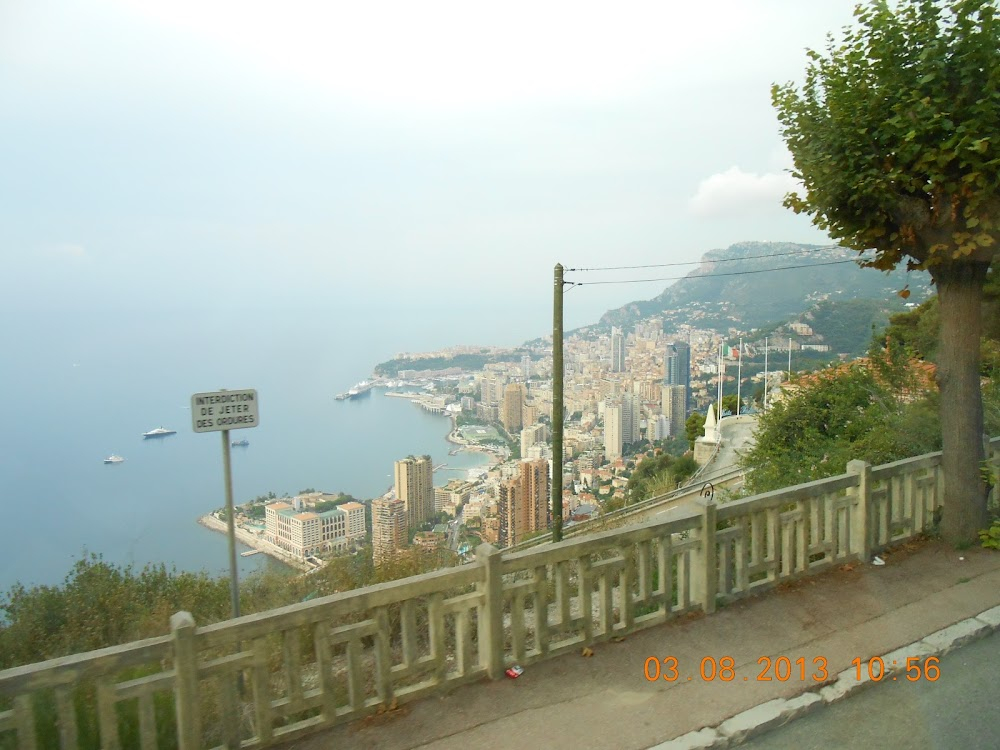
[196,398,497,573]
[383,385,505,467]
[197,514,312,572]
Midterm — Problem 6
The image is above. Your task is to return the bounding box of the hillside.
[597,241,933,334]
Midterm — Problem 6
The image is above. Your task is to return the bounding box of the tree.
[685,412,706,450]
[772,0,1000,543]
[739,357,942,495]
[721,394,740,416]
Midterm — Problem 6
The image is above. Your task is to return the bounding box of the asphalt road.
[741,629,1000,750]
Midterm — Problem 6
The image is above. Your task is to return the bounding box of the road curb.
[649,605,1000,749]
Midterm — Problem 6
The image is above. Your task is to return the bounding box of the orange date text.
[643,656,830,683]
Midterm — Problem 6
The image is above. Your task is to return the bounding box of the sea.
[0,304,502,595]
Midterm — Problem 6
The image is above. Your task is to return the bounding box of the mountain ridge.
[593,240,933,335]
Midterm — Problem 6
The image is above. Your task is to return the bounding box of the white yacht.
[104,455,125,464]
[142,427,177,439]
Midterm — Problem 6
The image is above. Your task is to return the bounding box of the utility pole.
[552,264,564,543]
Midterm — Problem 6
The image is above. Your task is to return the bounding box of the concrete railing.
[2,439,999,749]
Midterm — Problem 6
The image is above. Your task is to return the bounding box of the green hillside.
[598,241,932,334]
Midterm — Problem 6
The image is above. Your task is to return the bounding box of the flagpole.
[763,337,769,410]
[736,337,743,415]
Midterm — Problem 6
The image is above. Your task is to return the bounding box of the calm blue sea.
[0,305,497,594]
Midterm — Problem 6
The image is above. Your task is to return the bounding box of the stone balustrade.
[2,438,998,749]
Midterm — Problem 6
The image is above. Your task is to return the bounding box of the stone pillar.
[171,611,200,750]
[847,460,872,562]
[476,544,505,679]
[694,497,718,614]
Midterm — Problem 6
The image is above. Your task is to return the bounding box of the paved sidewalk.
[275,539,1000,750]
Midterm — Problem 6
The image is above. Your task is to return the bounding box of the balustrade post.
[847,460,872,561]
[476,544,505,679]
[171,611,200,750]
[695,496,718,614]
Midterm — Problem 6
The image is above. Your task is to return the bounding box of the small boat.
[231,439,250,447]
[143,427,177,439]
[104,455,125,464]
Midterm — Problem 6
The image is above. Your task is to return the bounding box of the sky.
[0,0,865,347]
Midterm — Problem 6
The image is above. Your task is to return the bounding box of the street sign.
[191,389,259,433]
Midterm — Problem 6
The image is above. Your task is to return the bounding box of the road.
[449,506,463,550]
[741,629,1000,750]
[712,415,757,475]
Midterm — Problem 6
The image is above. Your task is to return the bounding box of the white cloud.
[688,167,799,218]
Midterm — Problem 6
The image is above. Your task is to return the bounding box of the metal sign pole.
[191,387,258,630]
[222,427,240,620]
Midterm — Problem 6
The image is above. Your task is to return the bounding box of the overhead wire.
[566,246,849,273]
[565,258,860,286]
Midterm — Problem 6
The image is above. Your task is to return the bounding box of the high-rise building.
[622,393,642,445]
[604,401,623,459]
[372,497,407,564]
[522,355,531,379]
[522,458,550,533]
[502,383,525,433]
[661,385,688,441]
[611,327,626,373]
[394,455,434,528]
[651,414,671,441]
[664,341,691,411]
[497,459,550,547]
[480,373,506,406]
[520,423,550,456]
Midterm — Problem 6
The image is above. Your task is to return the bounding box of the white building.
[265,501,359,559]
[604,402,623,459]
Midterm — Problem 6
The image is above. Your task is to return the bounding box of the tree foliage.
[0,555,233,669]
[772,0,1000,542]
[772,0,999,269]
[740,357,942,495]
[685,412,706,449]
[626,453,698,502]
[0,544,457,671]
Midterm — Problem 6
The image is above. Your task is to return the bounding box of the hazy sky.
[0,0,864,345]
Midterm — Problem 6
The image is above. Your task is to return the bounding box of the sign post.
[191,389,259,621]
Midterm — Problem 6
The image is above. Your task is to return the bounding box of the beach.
[197,513,312,572]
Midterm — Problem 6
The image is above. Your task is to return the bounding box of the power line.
[568,246,849,272]
[566,258,859,286]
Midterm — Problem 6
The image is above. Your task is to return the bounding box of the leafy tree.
[720,394,740,416]
[685,412,707,449]
[772,0,1000,543]
[882,298,942,361]
[740,352,943,495]
[626,452,698,502]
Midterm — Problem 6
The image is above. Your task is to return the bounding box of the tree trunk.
[932,261,990,545]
